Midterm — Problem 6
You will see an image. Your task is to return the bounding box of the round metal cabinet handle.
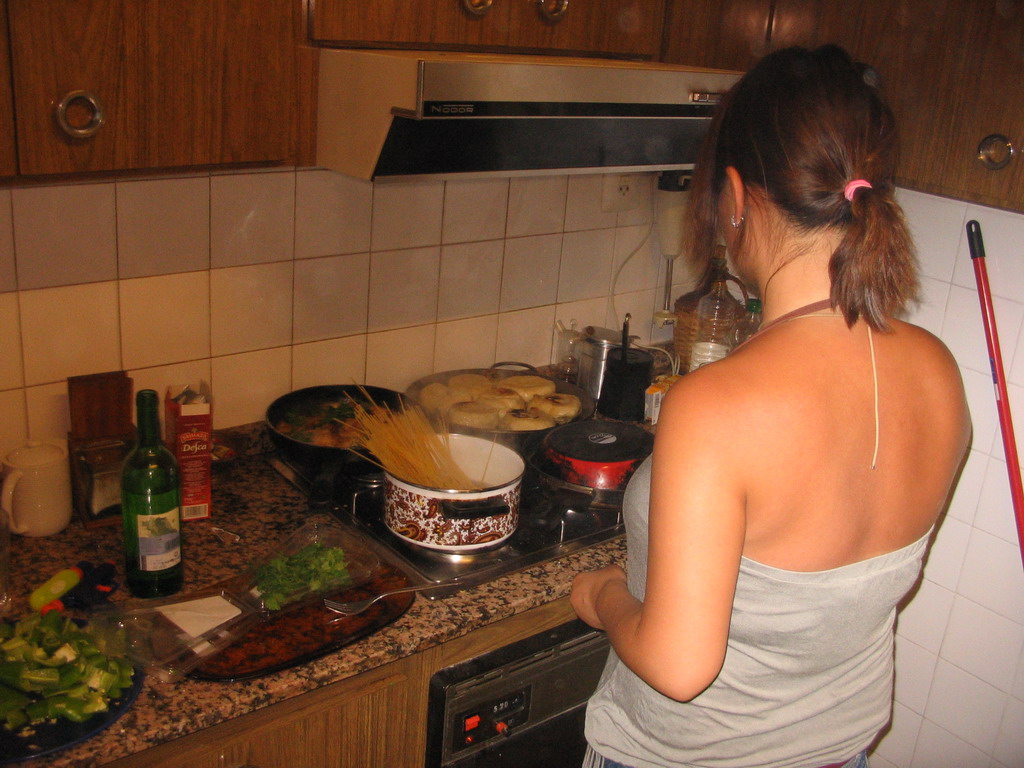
[537,0,569,21]
[55,90,105,139]
[462,0,493,16]
[977,134,1015,171]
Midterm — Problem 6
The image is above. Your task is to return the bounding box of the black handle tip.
[966,220,986,260]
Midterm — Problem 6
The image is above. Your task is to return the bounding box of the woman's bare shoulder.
[658,352,788,437]
[885,319,965,382]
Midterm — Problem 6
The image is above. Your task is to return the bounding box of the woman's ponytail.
[830,184,917,331]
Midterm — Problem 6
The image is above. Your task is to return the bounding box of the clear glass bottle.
[673,250,744,371]
[688,259,745,372]
[732,297,763,347]
[121,389,183,598]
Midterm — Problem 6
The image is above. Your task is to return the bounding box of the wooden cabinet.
[769,0,1024,212]
[0,1,16,177]
[7,0,297,176]
[107,598,577,768]
[311,0,666,59]
[660,0,771,71]
[505,0,666,57]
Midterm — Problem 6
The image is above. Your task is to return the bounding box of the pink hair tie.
[844,179,872,201]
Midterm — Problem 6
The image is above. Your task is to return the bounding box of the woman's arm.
[571,371,748,701]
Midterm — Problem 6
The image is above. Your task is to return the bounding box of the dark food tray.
[189,562,413,682]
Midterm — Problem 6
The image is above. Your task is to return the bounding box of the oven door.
[425,619,609,768]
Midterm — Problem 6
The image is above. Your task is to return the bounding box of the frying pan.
[265,384,406,468]
[405,364,595,450]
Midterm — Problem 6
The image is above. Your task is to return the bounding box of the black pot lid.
[543,420,653,463]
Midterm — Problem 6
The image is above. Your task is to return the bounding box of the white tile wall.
[12,182,118,289]
[115,175,210,278]
[210,171,295,268]
[1,175,1023,766]
[0,167,666,447]
[888,188,1024,768]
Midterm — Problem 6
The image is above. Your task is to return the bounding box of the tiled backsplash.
[2,168,1023,766]
[0,168,688,449]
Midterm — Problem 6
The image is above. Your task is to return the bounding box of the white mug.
[1,440,73,537]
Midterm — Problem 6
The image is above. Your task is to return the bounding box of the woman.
[571,45,970,768]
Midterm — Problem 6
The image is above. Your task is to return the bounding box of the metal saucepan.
[405,363,595,451]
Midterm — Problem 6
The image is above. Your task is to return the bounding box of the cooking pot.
[541,420,653,491]
[383,434,523,552]
[405,364,595,450]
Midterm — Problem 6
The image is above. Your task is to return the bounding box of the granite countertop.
[5,429,626,767]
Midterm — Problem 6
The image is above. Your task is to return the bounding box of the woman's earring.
[730,214,744,228]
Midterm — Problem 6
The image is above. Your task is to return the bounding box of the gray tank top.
[585,456,929,768]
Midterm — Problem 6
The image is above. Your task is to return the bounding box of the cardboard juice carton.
[164,383,212,521]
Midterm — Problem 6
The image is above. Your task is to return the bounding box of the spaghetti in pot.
[347,396,483,491]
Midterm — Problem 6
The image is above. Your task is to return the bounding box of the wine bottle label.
[134,507,182,572]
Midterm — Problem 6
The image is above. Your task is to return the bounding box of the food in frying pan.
[414,373,579,432]
[273,397,366,449]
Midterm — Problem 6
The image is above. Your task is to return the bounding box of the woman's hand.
[571,564,628,630]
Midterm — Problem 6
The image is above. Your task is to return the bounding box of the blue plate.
[0,663,143,764]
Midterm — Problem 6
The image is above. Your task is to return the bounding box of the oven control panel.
[452,687,532,753]
[426,620,610,768]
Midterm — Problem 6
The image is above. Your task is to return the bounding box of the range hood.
[316,49,740,182]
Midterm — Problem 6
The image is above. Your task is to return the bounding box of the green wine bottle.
[121,389,183,598]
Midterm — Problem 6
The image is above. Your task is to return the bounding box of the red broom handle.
[966,220,1024,570]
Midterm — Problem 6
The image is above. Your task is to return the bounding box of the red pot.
[541,420,653,491]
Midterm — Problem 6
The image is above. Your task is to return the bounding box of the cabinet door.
[0,0,16,176]
[310,0,438,46]
[661,0,771,70]
[940,0,1024,210]
[771,0,1024,212]
[219,666,421,768]
[768,0,952,195]
[8,0,295,175]
[508,0,666,58]
[313,0,663,57]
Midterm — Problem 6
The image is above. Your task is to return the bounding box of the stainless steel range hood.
[316,49,740,182]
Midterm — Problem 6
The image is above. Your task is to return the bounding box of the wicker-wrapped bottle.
[673,250,745,370]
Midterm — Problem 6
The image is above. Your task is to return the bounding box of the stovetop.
[266,452,624,597]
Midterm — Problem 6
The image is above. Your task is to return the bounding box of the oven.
[425,619,609,768]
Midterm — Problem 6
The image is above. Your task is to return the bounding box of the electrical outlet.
[601,173,643,212]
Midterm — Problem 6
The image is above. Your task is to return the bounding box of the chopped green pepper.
[0,613,134,732]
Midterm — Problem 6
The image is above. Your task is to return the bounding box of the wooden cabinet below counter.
[7,0,298,176]
[106,598,578,768]
[310,0,666,59]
